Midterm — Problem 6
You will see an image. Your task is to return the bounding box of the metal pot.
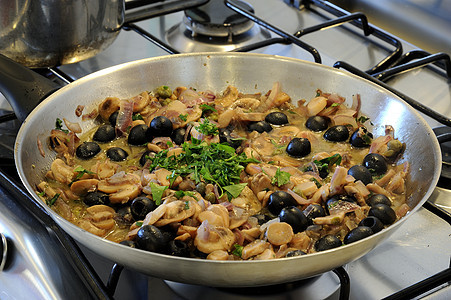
[0,0,125,68]
[0,52,442,287]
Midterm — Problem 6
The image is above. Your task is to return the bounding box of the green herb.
[46,193,60,206]
[311,154,342,176]
[195,119,219,136]
[175,190,198,201]
[184,201,190,210]
[199,104,217,113]
[72,166,96,182]
[135,221,143,227]
[310,177,322,188]
[37,191,45,197]
[331,103,340,107]
[357,116,370,124]
[271,168,291,187]
[148,141,259,195]
[232,244,244,257]
[223,183,247,199]
[179,114,188,122]
[167,141,174,148]
[288,110,296,114]
[149,182,168,205]
[55,118,69,133]
[132,114,144,121]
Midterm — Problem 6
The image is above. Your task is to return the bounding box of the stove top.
[0,0,450,299]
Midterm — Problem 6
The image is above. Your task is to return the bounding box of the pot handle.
[0,54,61,122]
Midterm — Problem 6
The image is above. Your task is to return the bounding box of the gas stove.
[0,1,450,299]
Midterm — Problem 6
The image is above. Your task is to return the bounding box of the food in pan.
[37,82,410,260]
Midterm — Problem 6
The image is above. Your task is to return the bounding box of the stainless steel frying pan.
[2,53,441,287]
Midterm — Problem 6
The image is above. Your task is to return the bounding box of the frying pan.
[0,52,441,287]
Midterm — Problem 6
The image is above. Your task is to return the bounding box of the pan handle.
[0,54,61,122]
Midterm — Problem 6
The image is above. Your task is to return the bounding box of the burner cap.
[184,0,254,37]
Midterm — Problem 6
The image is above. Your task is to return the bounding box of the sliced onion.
[63,118,82,133]
[115,99,134,136]
[197,220,211,241]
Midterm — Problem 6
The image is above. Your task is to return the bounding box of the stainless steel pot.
[0,53,442,287]
[0,0,125,68]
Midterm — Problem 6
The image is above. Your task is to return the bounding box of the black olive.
[128,124,149,146]
[343,226,373,244]
[106,147,128,161]
[251,214,273,225]
[286,138,311,157]
[219,127,243,149]
[366,194,391,207]
[83,191,110,207]
[149,116,173,137]
[349,127,373,148]
[139,150,154,166]
[171,127,187,145]
[286,250,306,257]
[369,204,396,225]
[248,121,272,133]
[359,216,384,233]
[267,191,297,216]
[116,205,134,224]
[279,206,309,233]
[167,240,190,257]
[265,112,289,125]
[109,111,119,126]
[93,125,116,143]
[136,225,168,253]
[314,235,342,251]
[347,165,373,185]
[76,142,101,160]
[323,125,350,142]
[363,153,387,176]
[305,116,330,132]
[303,204,326,224]
[119,240,137,248]
[130,196,157,221]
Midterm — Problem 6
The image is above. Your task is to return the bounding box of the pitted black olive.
[363,153,387,175]
[303,204,326,224]
[323,125,350,142]
[130,196,157,221]
[76,142,101,160]
[248,121,272,133]
[252,214,273,225]
[267,191,297,216]
[136,225,168,253]
[359,216,384,233]
[366,194,391,207]
[219,127,243,149]
[149,116,173,137]
[93,125,116,143]
[116,205,134,224]
[171,127,187,145]
[348,165,373,185]
[350,127,373,148]
[286,138,311,157]
[343,226,373,244]
[139,150,154,167]
[315,235,342,251]
[106,147,128,161]
[305,116,329,132]
[286,250,306,257]
[109,110,119,126]
[128,124,149,145]
[369,204,396,225]
[167,240,190,257]
[279,206,309,233]
[265,111,288,125]
[84,191,110,207]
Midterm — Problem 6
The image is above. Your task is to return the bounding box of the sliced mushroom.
[98,96,120,121]
[241,240,270,260]
[194,221,236,254]
[132,91,150,112]
[50,158,75,184]
[230,186,262,215]
[266,222,294,246]
[154,200,197,227]
[97,172,142,204]
[70,179,99,196]
[207,250,230,261]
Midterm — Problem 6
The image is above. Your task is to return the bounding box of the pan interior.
[14,53,441,286]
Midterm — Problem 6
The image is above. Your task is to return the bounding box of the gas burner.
[433,126,451,183]
[164,270,341,300]
[166,0,271,52]
[184,0,254,38]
